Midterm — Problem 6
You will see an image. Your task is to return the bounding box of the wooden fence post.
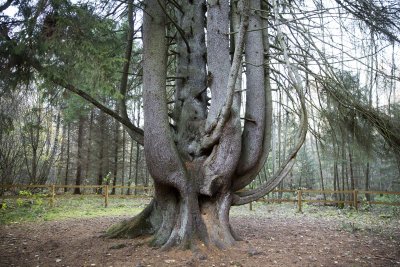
[104,185,109,208]
[297,190,302,213]
[353,190,358,211]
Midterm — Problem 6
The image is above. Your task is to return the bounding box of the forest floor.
[0,199,399,267]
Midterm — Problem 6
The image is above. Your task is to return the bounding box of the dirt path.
[1,206,399,267]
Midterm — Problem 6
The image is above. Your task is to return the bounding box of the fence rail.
[0,184,153,208]
[263,189,400,212]
[1,184,399,211]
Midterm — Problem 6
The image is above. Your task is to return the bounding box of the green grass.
[0,195,148,224]
[1,194,399,237]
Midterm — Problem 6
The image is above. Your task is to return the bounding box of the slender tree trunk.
[84,109,94,180]
[365,162,371,201]
[277,89,283,196]
[127,140,134,195]
[64,123,71,193]
[97,112,106,194]
[74,115,85,194]
[348,146,355,192]
[56,122,66,185]
[333,159,338,203]
[39,110,61,184]
[121,130,126,194]
[111,121,119,195]
[134,142,140,196]
[315,138,326,200]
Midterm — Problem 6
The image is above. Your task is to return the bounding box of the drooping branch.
[232,0,308,204]
[29,59,144,145]
[334,0,400,44]
[324,81,400,154]
[201,0,249,149]
[233,86,307,205]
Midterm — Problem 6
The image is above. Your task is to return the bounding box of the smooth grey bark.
[236,0,265,176]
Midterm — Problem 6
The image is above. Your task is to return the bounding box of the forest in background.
[1,0,399,196]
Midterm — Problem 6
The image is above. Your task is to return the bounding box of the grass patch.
[0,194,149,225]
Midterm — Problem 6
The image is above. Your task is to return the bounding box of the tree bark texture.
[107,0,307,250]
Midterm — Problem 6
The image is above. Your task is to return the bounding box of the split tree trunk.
[107,0,307,250]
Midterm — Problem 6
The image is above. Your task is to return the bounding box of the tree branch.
[334,0,400,43]
[235,0,266,176]
[231,0,273,191]
[232,0,308,204]
[119,0,135,124]
[0,0,13,13]
[201,0,249,149]
[30,59,144,145]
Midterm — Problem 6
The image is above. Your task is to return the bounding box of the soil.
[1,205,399,267]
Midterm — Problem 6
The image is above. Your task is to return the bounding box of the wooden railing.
[258,189,400,212]
[0,184,153,208]
[1,185,399,211]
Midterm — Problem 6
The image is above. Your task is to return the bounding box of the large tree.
[106,0,307,249]
[2,0,399,250]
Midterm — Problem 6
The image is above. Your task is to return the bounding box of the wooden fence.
[0,184,153,208]
[1,184,399,211]
[256,189,400,212]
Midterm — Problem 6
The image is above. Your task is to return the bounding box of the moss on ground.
[0,195,148,224]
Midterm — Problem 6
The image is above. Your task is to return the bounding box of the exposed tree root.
[105,193,240,250]
[106,200,157,239]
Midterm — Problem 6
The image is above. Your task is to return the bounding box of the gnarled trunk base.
[106,189,239,250]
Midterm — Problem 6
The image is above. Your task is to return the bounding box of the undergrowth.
[1,192,399,238]
[0,193,148,225]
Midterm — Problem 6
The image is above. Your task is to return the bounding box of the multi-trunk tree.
[3,0,399,251]
[106,0,307,249]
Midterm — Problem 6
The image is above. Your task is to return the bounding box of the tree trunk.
[64,122,71,193]
[348,146,355,192]
[97,112,106,194]
[106,0,307,250]
[111,120,119,195]
[134,142,140,196]
[56,122,66,185]
[84,109,94,180]
[127,140,134,195]
[74,115,85,194]
[365,162,371,201]
[315,137,326,201]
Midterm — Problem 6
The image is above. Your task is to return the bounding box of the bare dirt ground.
[1,204,399,267]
